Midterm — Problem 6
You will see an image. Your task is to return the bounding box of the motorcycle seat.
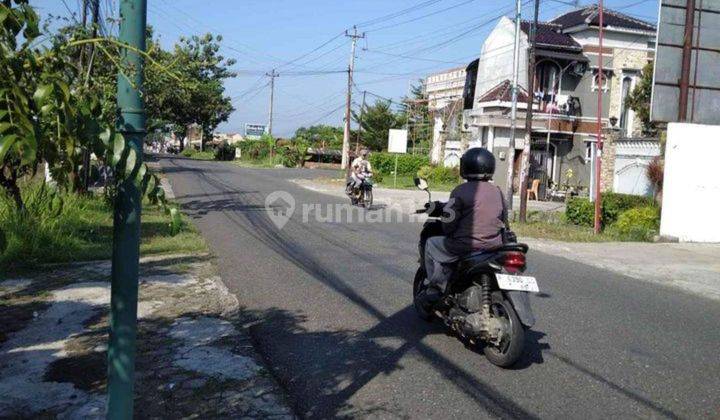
[455,243,529,276]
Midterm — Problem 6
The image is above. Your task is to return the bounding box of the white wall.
[660,123,720,242]
[474,17,529,104]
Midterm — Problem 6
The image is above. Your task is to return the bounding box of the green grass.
[181,149,215,160]
[375,174,457,192]
[0,183,206,274]
[232,155,284,168]
[509,210,647,242]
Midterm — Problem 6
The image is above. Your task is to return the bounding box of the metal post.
[593,2,605,234]
[506,0,523,210]
[107,0,146,417]
[518,0,540,222]
[678,0,696,121]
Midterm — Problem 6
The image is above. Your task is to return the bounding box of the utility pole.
[355,90,367,154]
[678,0,696,121]
[506,0,523,210]
[593,1,605,234]
[107,0,146,418]
[266,69,279,136]
[342,26,365,171]
[518,0,540,223]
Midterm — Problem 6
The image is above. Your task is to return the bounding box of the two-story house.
[462,5,656,195]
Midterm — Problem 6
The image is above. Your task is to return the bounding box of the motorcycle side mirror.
[414,177,429,191]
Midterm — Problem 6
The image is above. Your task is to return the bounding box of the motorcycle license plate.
[496,274,539,293]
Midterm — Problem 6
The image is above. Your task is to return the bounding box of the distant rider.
[422,147,507,304]
[347,149,373,194]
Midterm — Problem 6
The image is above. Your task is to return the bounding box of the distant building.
[425,67,467,164]
[213,132,244,144]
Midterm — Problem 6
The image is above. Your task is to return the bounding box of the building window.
[619,74,635,134]
[585,141,593,161]
[591,70,610,92]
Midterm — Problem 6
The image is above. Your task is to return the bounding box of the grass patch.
[376,174,457,192]
[510,210,647,242]
[0,183,206,274]
[232,155,284,168]
[181,149,215,160]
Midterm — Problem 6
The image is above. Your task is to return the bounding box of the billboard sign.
[245,123,267,139]
[651,1,720,124]
[387,129,408,154]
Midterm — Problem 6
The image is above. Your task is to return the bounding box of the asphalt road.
[160,156,720,419]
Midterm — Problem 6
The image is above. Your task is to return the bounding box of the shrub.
[181,148,193,157]
[565,197,596,226]
[237,140,274,160]
[647,156,664,196]
[565,192,656,227]
[417,165,460,184]
[369,152,429,175]
[214,142,236,161]
[612,206,660,241]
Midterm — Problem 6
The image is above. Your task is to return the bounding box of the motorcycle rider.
[347,148,373,194]
[421,147,507,304]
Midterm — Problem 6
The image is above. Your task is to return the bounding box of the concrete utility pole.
[108,0,146,417]
[355,90,367,154]
[266,69,279,136]
[506,0,523,210]
[593,1,605,234]
[342,26,365,170]
[518,0,540,222]
[678,0,696,121]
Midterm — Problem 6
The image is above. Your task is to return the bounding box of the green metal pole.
[107,0,146,418]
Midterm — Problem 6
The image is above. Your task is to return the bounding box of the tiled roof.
[520,21,582,49]
[477,80,529,103]
[550,5,656,32]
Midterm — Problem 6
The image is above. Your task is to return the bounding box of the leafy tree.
[293,125,344,149]
[625,62,656,135]
[400,79,431,151]
[352,99,403,151]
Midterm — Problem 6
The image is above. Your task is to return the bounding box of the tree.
[293,125,344,149]
[166,34,236,149]
[352,99,403,151]
[400,79,431,152]
[625,62,656,135]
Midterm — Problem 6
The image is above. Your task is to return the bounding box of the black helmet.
[460,147,495,181]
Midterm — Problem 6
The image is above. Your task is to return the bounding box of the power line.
[355,0,443,28]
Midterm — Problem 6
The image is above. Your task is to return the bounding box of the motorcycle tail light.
[502,251,526,274]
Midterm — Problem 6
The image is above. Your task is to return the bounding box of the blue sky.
[35,0,659,137]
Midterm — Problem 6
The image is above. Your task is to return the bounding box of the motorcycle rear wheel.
[412,267,433,321]
[362,189,373,208]
[483,294,525,367]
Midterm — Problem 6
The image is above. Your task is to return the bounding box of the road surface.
[160,156,719,419]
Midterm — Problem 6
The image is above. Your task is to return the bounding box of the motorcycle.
[347,175,374,208]
[412,177,539,367]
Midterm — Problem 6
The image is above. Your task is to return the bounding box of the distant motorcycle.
[347,175,373,208]
[412,177,539,367]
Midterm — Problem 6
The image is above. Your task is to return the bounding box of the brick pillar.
[601,128,620,192]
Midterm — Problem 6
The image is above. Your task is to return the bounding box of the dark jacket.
[441,180,506,255]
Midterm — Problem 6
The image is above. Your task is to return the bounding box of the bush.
[369,152,429,176]
[417,165,460,184]
[214,142,236,161]
[612,206,660,241]
[565,197,596,226]
[237,140,274,160]
[565,192,656,227]
[181,148,193,157]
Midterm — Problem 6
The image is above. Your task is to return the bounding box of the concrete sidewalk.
[526,239,720,301]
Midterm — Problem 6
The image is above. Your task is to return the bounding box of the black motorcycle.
[412,177,538,367]
[348,177,374,208]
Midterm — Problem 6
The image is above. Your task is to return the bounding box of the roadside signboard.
[651,0,720,124]
[245,123,267,139]
[387,129,408,154]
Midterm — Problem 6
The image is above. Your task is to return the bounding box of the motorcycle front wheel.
[482,293,525,368]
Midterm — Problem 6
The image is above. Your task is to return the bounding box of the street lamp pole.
[107,0,147,417]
